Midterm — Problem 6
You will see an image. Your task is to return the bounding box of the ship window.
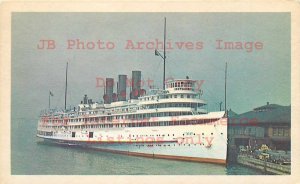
[187,95,190,98]
[181,94,184,98]
[89,132,93,138]
[72,132,76,137]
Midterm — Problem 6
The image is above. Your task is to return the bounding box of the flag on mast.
[50,91,54,96]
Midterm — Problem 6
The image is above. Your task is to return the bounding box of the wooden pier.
[237,155,291,175]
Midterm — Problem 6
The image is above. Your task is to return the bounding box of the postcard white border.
[0,1,299,184]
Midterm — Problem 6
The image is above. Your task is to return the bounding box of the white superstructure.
[37,79,228,164]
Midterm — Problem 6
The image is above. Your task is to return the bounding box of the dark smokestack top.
[118,74,127,101]
[131,71,141,99]
[105,78,114,104]
[132,71,141,89]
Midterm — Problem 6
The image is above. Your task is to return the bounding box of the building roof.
[229,103,291,124]
[227,109,238,118]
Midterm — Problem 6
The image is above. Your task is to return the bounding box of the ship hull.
[40,137,226,164]
[37,120,228,165]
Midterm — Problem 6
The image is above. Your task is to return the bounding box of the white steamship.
[36,18,228,165]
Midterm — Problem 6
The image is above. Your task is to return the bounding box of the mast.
[154,17,167,90]
[225,62,227,116]
[163,17,166,90]
[49,90,50,109]
[64,62,68,110]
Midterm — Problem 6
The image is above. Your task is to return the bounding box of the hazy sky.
[12,13,291,120]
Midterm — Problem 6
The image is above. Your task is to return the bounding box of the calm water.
[12,119,262,175]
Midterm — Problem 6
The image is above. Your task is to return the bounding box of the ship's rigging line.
[53,77,65,110]
[200,61,229,112]
[203,85,223,111]
[66,60,75,109]
[52,61,73,111]
[154,57,162,89]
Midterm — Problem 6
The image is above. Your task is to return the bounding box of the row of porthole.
[132,134,176,137]
[132,132,223,137]
[55,132,223,139]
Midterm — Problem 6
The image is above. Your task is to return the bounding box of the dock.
[237,155,291,175]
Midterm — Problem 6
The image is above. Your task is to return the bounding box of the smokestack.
[131,71,141,99]
[118,75,127,101]
[105,78,114,104]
